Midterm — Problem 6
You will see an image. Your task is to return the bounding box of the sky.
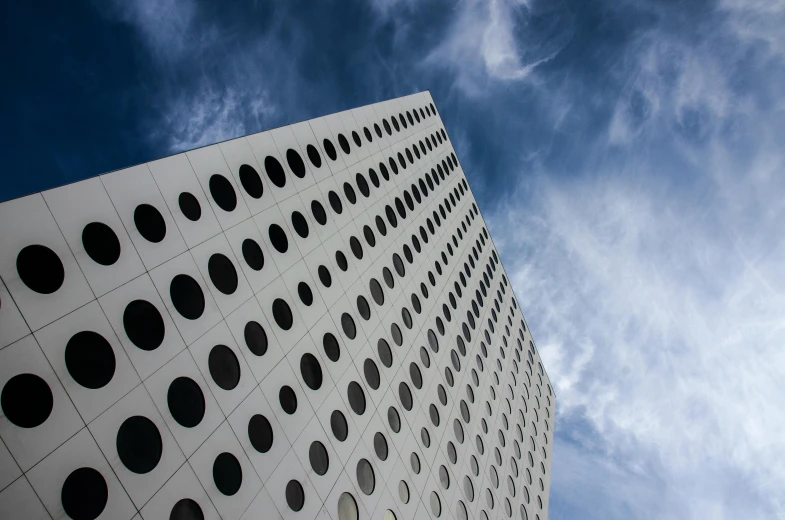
[2,0,785,518]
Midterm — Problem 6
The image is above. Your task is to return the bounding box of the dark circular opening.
[330,410,348,441]
[356,459,375,495]
[209,175,237,212]
[82,222,121,266]
[347,381,366,415]
[349,237,363,259]
[268,224,289,253]
[297,282,313,306]
[343,182,357,204]
[208,345,241,390]
[285,480,305,511]
[170,274,205,320]
[272,299,294,330]
[328,191,343,214]
[352,131,362,147]
[1,373,53,428]
[279,385,298,414]
[291,211,309,238]
[286,149,306,178]
[336,250,348,271]
[369,279,384,305]
[134,204,167,243]
[123,299,165,351]
[208,253,238,295]
[309,441,329,475]
[357,295,371,320]
[318,265,332,287]
[264,156,287,188]
[356,174,370,197]
[363,359,380,390]
[243,321,268,356]
[378,339,393,367]
[65,331,116,389]
[169,498,204,520]
[374,432,388,461]
[307,144,322,168]
[388,406,401,433]
[323,333,340,362]
[338,134,351,154]
[239,164,263,199]
[167,377,205,428]
[213,452,242,496]
[300,353,323,390]
[323,139,337,161]
[61,467,108,520]
[241,239,264,271]
[341,313,356,339]
[399,382,413,411]
[248,414,273,453]
[116,415,162,474]
[311,200,327,225]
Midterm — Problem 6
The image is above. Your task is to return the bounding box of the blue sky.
[3,0,785,518]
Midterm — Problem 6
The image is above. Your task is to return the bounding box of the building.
[0,91,554,520]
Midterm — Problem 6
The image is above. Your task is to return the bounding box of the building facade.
[0,92,554,520]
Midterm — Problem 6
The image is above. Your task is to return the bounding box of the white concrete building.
[0,92,554,520]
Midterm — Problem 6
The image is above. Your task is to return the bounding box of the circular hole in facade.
[239,164,263,198]
[208,254,238,295]
[243,321,268,356]
[213,452,242,496]
[167,377,205,428]
[1,373,53,428]
[399,382,413,411]
[323,139,338,161]
[285,480,305,511]
[323,333,340,361]
[61,467,108,520]
[399,480,410,503]
[388,406,401,433]
[338,134,351,154]
[209,175,237,212]
[279,385,298,414]
[116,415,162,474]
[134,204,167,243]
[287,149,306,178]
[65,331,116,389]
[298,282,313,306]
[335,251,348,271]
[318,265,332,287]
[268,224,289,253]
[309,441,330,475]
[272,299,294,330]
[169,498,204,520]
[16,244,65,294]
[291,211,309,238]
[337,492,359,520]
[311,200,327,225]
[356,458,375,495]
[341,313,356,339]
[248,414,273,453]
[430,491,442,517]
[378,339,393,367]
[300,353,323,390]
[208,345,241,390]
[170,275,205,320]
[307,144,322,167]
[374,432,389,460]
[357,295,371,320]
[370,278,384,305]
[264,156,287,188]
[330,410,348,441]
[82,222,120,266]
[123,300,165,351]
[363,359,380,390]
[241,239,264,271]
[348,381,366,415]
[411,452,421,473]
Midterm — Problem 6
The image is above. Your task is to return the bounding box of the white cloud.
[422,0,573,95]
[486,2,785,515]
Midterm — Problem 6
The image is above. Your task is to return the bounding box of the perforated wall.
[0,91,554,520]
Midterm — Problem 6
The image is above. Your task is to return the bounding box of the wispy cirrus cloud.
[420,0,574,95]
[484,0,785,517]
